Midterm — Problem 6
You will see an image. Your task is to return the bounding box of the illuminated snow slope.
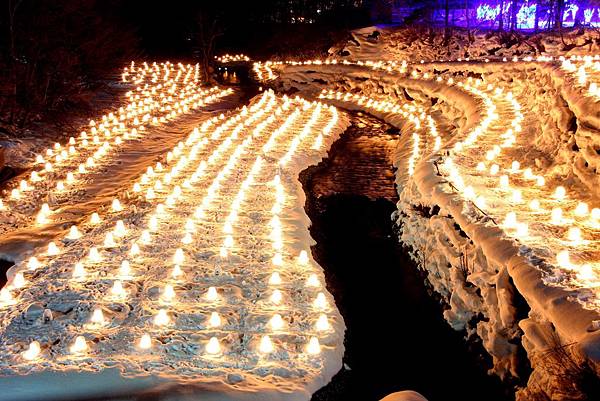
[0,62,233,240]
[0,90,347,401]
[262,27,600,400]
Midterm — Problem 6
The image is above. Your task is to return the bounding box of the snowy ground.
[258,25,600,400]
[0,63,347,400]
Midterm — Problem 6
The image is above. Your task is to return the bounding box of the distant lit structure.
[391,0,600,30]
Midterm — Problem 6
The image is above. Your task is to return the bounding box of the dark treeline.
[0,0,378,135]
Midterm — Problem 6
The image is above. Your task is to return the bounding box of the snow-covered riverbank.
[266,25,600,400]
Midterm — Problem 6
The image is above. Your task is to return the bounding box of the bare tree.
[193,7,225,83]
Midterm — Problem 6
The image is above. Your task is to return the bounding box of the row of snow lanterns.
[122,61,200,85]
[315,66,598,287]
[1,62,230,221]
[437,77,599,284]
[4,93,245,357]
[318,89,441,176]
[11,91,338,362]
[215,54,250,64]
[253,54,600,89]
[259,56,600,285]
[561,56,600,100]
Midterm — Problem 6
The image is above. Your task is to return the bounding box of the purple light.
[474,1,600,29]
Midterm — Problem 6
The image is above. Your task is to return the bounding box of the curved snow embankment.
[273,62,600,400]
[331,25,600,62]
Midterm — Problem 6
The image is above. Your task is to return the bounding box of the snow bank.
[269,28,600,398]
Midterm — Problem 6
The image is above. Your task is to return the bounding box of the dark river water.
[301,112,509,401]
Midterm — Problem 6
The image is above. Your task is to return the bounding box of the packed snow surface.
[0,63,347,400]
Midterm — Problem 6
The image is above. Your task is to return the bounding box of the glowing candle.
[259,335,274,354]
[499,175,509,189]
[162,284,176,301]
[0,288,12,303]
[306,273,320,287]
[567,227,583,243]
[114,220,126,236]
[551,208,563,224]
[554,186,566,200]
[138,334,152,350]
[47,242,60,256]
[529,199,540,210]
[536,176,545,186]
[104,232,116,247]
[140,230,151,244]
[203,312,221,329]
[272,253,283,266]
[269,272,282,285]
[463,186,475,200]
[56,181,65,191]
[224,235,234,248]
[22,341,41,361]
[67,225,81,240]
[90,212,101,224]
[512,190,522,203]
[73,262,86,279]
[185,219,195,232]
[171,264,183,278]
[316,314,330,331]
[270,314,284,330]
[577,264,597,282]
[149,216,158,231]
[314,292,328,309]
[111,199,123,212]
[490,164,499,175]
[27,257,40,270]
[90,308,105,325]
[206,286,218,301]
[298,250,309,266]
[111,280,126,298]
[36,210,48,225]
[306,337,321,355]
[130,243,140,256]
[173,248,185,264]
[511,161,520,171]
[12,272,26,288]
[205,337,221,355]
[557,250,572,269]
[181,232,193,244]
[592,208,600,221]
[70,336,88,354]
[503,212,517,228]
[154,309,170,326]
[270,289,282,304]
[574,202,589,217]
[120,260,131,276]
